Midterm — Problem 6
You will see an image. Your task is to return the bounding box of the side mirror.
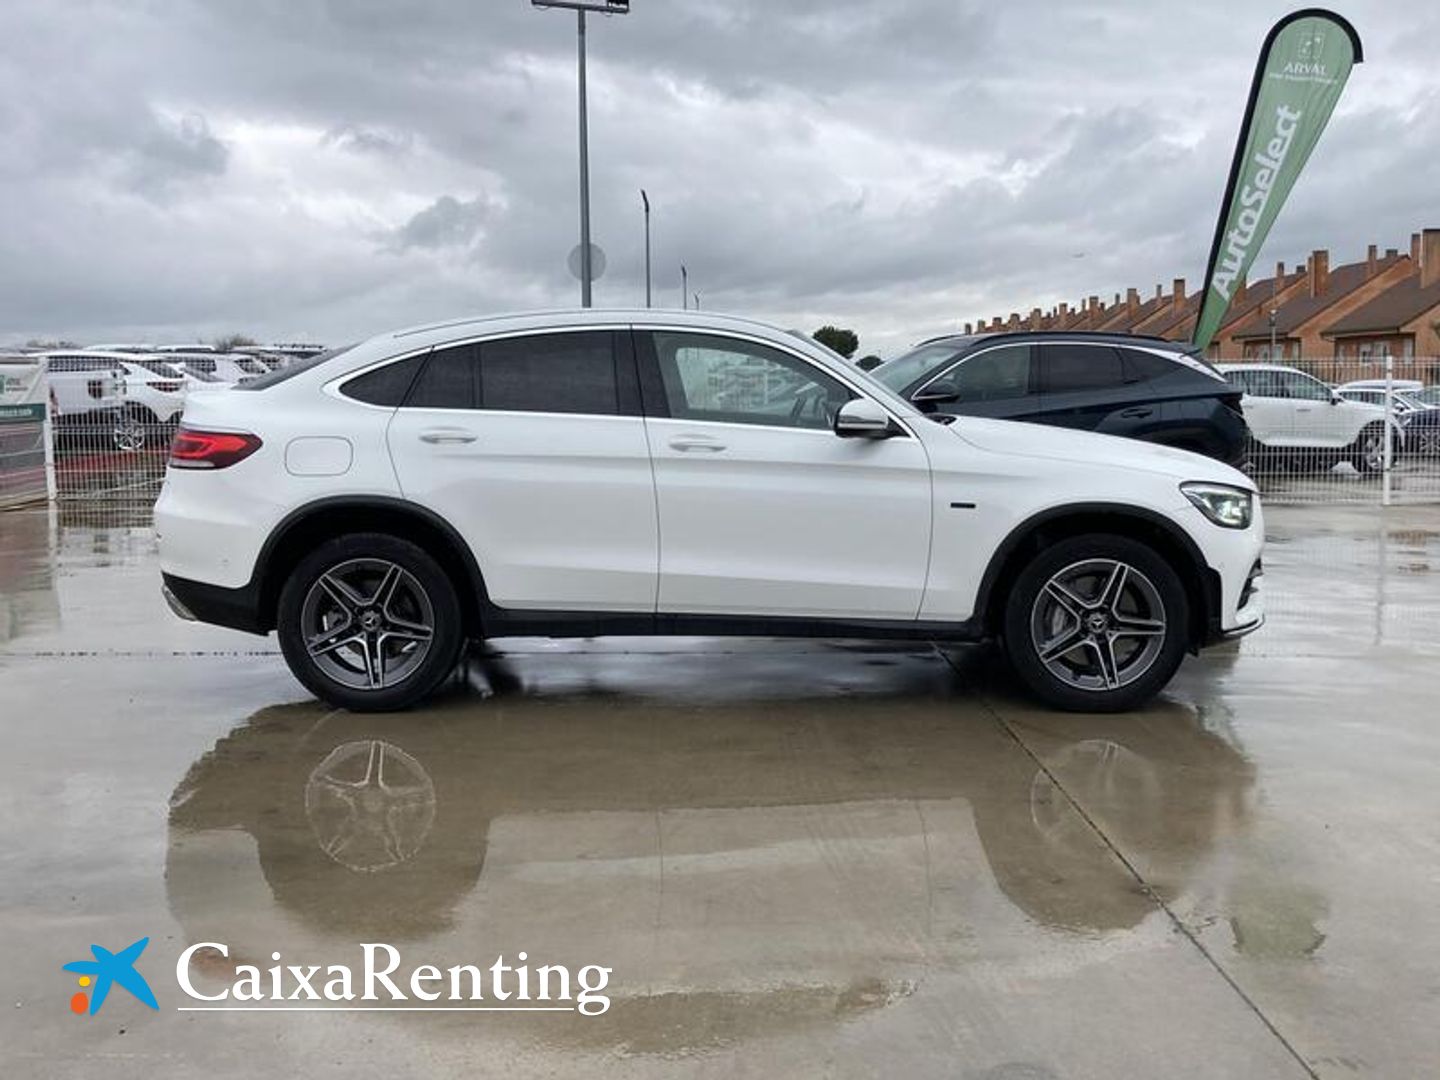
[1330,391,1344,405]
[834,397,896,439]
[912,378,959,405]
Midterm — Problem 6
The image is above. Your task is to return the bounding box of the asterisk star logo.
[63,937,159,1016]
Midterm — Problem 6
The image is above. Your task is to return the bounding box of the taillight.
[150,380,184,393]
[168,427,263,469]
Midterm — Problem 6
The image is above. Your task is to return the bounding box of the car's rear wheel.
[1350,422,1388,475]
[113,407,154,453]
[1002,534,1190,712]
[277,533,464,712]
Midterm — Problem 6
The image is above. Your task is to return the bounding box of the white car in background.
[168,353,268,386]
[1216,363,1401,475]
[115,358,191,425]
[41,351,128,448]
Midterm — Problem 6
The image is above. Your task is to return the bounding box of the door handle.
[668,435,726,452]
[419,428,477,445]
[1118,406,1154,418]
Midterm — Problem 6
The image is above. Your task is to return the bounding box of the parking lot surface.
[2,502,1438,1078]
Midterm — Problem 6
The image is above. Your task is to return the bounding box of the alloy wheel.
[113,415,146,453]
[1029,558,1168,692]
[300,558,436,691]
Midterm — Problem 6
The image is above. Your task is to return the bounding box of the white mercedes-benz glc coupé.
[156,310,1263,712]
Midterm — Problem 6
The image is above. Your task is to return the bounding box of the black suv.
[872,332,1249,465]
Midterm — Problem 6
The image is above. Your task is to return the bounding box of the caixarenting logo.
[66,939,613,1016]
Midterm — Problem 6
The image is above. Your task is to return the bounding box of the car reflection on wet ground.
[1,502,1438,1078]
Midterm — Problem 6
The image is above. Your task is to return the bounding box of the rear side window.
[1120,348,1182,383]
[340,355,426,406]
[1039,344,1124,393]
[481,331,618,415]
[408,344,478,409]
[402,331,630,415]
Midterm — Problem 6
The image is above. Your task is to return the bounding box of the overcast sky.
[0,0,1435,356]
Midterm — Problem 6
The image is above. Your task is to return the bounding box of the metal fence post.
[1382,352,1394,508]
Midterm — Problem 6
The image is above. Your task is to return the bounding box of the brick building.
[968,228,1440,362]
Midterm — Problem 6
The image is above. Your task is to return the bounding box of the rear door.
[1277,369,1349,447]
[639,329,932,620]
[1230,368,1294,445]
[1034,343,1137,430]
[385,329,659,612]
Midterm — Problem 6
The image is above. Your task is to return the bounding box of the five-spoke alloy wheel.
[278,533,464,712]
[1003,534,1189,712]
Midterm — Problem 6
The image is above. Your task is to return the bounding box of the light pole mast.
[576,8,591,306]
[641,189,651,308]
[531,1,630,308]
[681,264,688,310]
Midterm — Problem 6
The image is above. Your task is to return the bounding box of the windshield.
[872,340,971,392]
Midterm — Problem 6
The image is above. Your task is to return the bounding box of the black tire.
[1350,422,1388,475]
[113,406,155,453]
[277,533,464,712]
[1001,534,1190,713]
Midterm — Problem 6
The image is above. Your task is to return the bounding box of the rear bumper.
[161,573,267,636]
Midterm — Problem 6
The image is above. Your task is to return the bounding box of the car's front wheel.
[277,533,464,712]
[1002,534,1190,712]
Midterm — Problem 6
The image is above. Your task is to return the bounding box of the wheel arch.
[975,503,1219,650]
[254,496,486,636]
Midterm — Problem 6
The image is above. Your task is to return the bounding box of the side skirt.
[480,605,985,643]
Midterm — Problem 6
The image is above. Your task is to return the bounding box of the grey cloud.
[0,0,1431,357]
[388,195,490,252]
[126,112,228,198]
[323,125,414,157]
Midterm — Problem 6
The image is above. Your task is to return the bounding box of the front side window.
[943,345,1033,402]
[651,332,852,430]
[1039,344,1124,394]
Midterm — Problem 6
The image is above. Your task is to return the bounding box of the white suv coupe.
[156,310,1264,712]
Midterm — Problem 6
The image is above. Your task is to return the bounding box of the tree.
[855,354,883,371]
[213,333,258,352]
[812,325,859,359]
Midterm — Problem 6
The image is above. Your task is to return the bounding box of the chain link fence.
[1217,356,1440,504]
[13,351,1440,509]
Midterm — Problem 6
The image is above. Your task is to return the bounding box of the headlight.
[1181,482,1253,529]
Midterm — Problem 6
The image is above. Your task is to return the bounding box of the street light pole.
[576,9,591,307]
[681,264,688,311]
[641,189,651,308]
[531,1,630,308]
[1269,307,1278,359]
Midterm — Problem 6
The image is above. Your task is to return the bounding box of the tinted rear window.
[407,344,477,409]
[1040,344,1125,393]
[1120,348,1182,383]
[340,355,426,406]
[480,331,618,414]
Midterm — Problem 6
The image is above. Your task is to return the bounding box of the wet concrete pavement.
[1,502,1438,1078]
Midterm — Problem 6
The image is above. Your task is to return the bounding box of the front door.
[639,330,932,620]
